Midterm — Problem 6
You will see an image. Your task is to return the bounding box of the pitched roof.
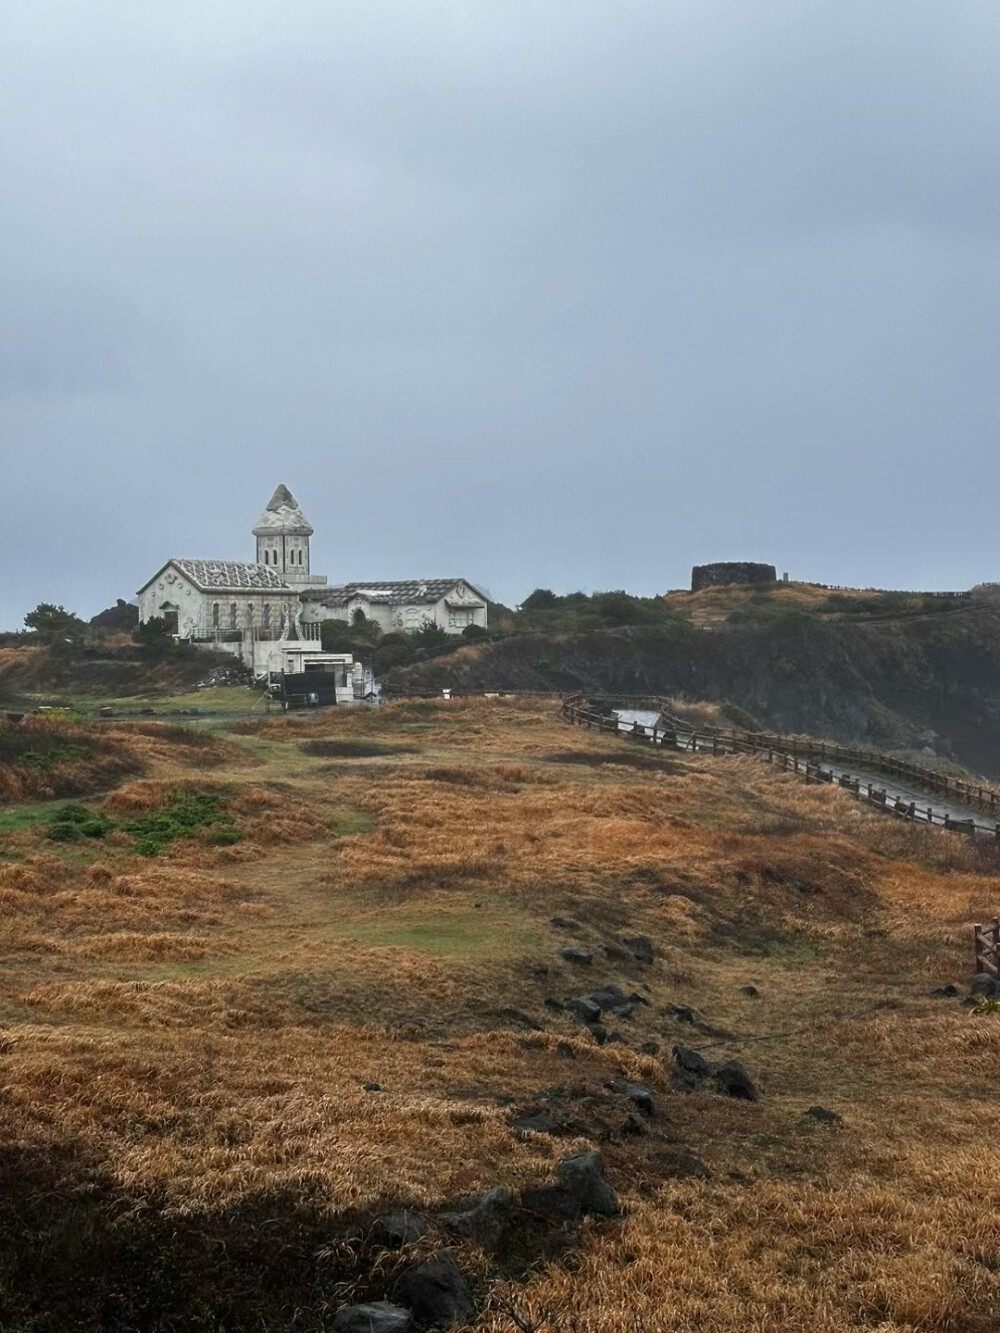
[321,579,485,606]
[171,560,292,591]
[252,483,314,537]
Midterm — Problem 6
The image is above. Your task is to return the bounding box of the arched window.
[299,549,304,565]
[262,603,271,631]
[212,603,220,628]
[229,603,237,628]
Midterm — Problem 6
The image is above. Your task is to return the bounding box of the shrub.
[48,822,83,842]
[80,819,112,838]
[120,788,236,856]
[54,803,92,824]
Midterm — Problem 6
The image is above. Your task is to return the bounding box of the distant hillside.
[388,591,1000,777]
[0,638,244,704]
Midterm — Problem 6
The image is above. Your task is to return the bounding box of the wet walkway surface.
[612,710,997,837]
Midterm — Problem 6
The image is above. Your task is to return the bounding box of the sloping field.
[0,698,998,1330]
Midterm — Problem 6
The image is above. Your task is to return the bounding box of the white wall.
[300,584,488,636]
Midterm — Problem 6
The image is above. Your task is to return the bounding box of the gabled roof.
[252,483,314,537]
[137,559,292,594]
[319,578,487,607]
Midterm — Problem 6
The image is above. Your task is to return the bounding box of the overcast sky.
[1,1,998,626]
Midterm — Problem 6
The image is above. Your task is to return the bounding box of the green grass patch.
[120,790,238,857]
[0,800,73,835]
[40,787,243,856]
[329,807,379,837]
[328,898,538,959]
[0,729,96,769]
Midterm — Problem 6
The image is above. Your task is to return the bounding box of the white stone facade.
[136,485,487,676]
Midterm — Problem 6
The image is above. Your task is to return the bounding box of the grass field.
[0,698,998,1331]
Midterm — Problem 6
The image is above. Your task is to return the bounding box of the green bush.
[79,819,112,838]
[48,822,83,842]
[121,789,236,857]
[54,803,92,824]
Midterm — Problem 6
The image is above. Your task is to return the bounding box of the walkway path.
[612,709,996,838]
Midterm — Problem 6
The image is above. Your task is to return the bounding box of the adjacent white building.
[136,485,487,678]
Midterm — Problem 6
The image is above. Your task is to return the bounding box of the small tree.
[24,603,86,642]
[411,621,449,651]
[371,633,419,673]
[320,618,355,654]
[461,623,488,641]
[520,588,561,611]
[133,616,175,657]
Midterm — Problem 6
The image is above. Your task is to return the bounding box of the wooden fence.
[559,694,1000,840]
[974,920,999,978]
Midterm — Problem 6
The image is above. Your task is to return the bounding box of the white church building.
[137,485,488,676]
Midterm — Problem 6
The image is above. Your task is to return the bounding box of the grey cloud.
[0,1,998,628]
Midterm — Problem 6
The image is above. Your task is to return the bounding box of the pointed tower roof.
[252,484,314,536]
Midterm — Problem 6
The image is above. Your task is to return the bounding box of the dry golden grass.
[664,580,854,626]
[0,698,998,1330]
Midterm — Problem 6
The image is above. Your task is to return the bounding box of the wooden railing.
[559,694,1000,840]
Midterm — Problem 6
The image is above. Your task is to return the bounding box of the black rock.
[622,934,655,965]
[567,997,602,1024]
[930,984,959,998]
[588,984,633,1016]
[556,1149,620,1215]
[739,985,760,998]
[638,1039,660,1056]
[650,1149,712,1180]
[510,1108,561,1136]
[665,1004,698,1025]
[439,1187,511,1253]
[622,1081,655,1117]
[621,1111,649,1136]
[714,1060,758,1101]
[560,946,593,965]
[555,1041,576,1059]
[394,1251,475,1329]
[803,1105,842,1126]
[970,973,999,999]
[670,1070,699,1093]
[331,1302,413,1333]
[672,1045,710,1077]
[374,1210,430,1249]
[550,916,580,931]
[543,997,564,1012]
[589,1023,609,1045]
[364,1082,382,1092]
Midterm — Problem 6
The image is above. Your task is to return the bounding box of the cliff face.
[388,606,1000,776]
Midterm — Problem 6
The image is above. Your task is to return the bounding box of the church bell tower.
[252,484,315,584]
